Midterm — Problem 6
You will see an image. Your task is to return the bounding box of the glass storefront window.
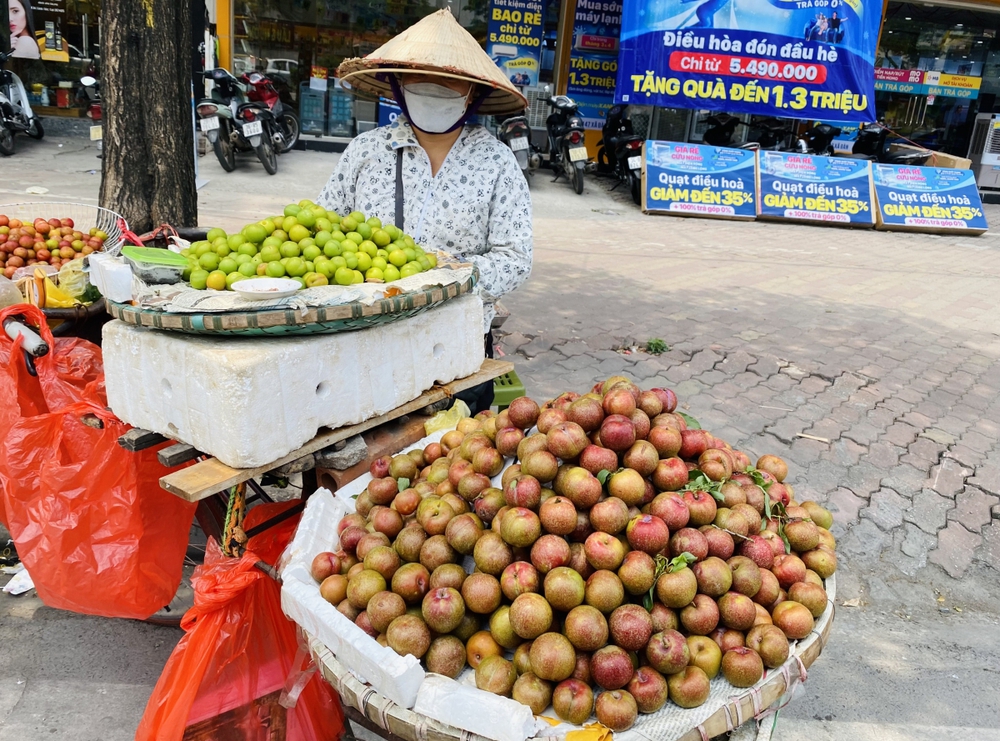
[878,2,1000,155]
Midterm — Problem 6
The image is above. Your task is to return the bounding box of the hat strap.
[385,73,492,135]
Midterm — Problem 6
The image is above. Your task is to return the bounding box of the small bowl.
[231,277,301,300]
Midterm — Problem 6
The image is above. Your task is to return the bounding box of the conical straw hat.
[337,9,527,117]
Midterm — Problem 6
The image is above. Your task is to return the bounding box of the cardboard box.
[889,144,972,170]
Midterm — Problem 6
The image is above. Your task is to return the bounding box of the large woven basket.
[105,272,477,336]
[310,574,836,741]
[0,201,128,256]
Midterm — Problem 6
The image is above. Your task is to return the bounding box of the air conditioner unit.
[967,112,1000,190]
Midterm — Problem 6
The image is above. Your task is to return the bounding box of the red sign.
[577,34,618,52]
[874,68,925,84]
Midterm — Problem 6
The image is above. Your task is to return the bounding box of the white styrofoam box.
[102,294,485,468]
[88,253,134,302]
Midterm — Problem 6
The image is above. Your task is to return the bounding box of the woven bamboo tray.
[105,272,476,336]
[310,574,836,741]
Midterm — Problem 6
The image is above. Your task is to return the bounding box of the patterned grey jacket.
[319,118,533,332]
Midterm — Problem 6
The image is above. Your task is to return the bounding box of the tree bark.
[100,0,197,234]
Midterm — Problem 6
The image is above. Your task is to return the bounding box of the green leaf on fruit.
[778,521,791,554]
[763,490,773,521]
[645,554,672,610]
[643,590,654,611]
[397,477,410,491]
[677,412,701,430]
[682,472,724,501]
[597,469,611,485]
[669,552,697,572]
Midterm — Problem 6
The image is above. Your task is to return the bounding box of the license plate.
[568,146,588,162]
[627,155,642,170]
[199,116,219,132]
[242,120,263,138]
[89,125,103,141]
[509,136,529,151]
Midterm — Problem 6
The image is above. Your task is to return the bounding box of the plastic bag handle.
[0,304,56,349]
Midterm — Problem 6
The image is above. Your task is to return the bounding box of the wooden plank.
[157,443,201,467]
[160,359,514,502]
[119,428,168,452]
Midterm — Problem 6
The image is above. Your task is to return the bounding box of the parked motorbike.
[78,74,102,155]
[546,95,588,194]
[850,121,931,165]
[197,67,280,175]
[0,49,44,156]
[795,122,841,156]
[744,117,794,150]
[497,114,539,183]
[242,71,299,153]
[701,113,745,147]
[597,104,643,205]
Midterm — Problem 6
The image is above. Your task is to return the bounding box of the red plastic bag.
[136,502,345,741]
[0,305,197,618]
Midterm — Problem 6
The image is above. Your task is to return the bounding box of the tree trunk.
[100,0,197,234]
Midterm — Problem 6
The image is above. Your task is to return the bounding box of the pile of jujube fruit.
[310,376,836,731]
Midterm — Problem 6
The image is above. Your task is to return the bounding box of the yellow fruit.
[288,224,311,243]
[352,270,364,284]
[372,229,391,247]
[243,224,267,243]
[365,267,384,282]
[372,256,388,270]
[356,253,373,272]
[344,253,358,269]
[359,240,378,257]
[305,272,329,287]
[237,242,258,257]
[226,272,247,289]
[388,249,407,267]
[356,223,373,240]
[238,261,258,277]
[283,204,301,217]
[383,265,401,282]
[296,211,316,229]
[218,257,239,274]
[345,232,364,246]
[256,262,269,276]
[282,215,298,233]
[340,216,358,232]
[206,228,227,242]
[206,270,227,290]
[349,210,365,222]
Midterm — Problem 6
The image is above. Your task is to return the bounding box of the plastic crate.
[328,88,354,137]
[493,370,525,411]
[299,82,327,136]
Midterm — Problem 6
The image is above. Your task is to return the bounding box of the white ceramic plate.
[231,277,301,300]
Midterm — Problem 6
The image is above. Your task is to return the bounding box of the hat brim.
[338,62,527,117]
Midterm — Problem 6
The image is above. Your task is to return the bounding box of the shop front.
[876,1,1000,157]
[1,0,100,117]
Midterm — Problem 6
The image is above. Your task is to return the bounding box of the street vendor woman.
[319,9,532,412]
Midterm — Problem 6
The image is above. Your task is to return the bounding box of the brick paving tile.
[821,438,869,468]
[879,464,927,498]
[806,418,846,442]
[929,522,983,578]
[919,428,958,446]
[971,418,1000,440]
[825,487,867,534]
[519,336,556,359]
[944,445,986,469]
[866,406,898,431]
[895,388,927,405]
[861,488,907,531]
[947,486,1000,533]
[842,422,881,447]
[927,458,972,499]
[969,464,1000,497]
[763,374,796,393]
[979,523,1000,571]
[688,349,723,374]
[798,376,832,395]
[900,523,937,565]
[663,365,695,384]
[837,519,891,566]
[786,438,829,468]
[878,397,912,415]
[747,355,782,378]
[881,422,919,447]
[695,370,728,386]
[904,489,955,535]
[901,437,948,468]
[555,354,599,372]
[958,430,994,454]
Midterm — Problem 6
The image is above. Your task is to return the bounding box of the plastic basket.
[299,82,327,136]
[327,89,354,137]
[492,370,525,410]
[0,201,128,256]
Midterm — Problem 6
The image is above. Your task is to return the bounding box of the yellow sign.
[924,72,982,90]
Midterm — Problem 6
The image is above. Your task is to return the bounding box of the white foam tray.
[102,294,485,468]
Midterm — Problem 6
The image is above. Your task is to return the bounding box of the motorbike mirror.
[80,76,98,87]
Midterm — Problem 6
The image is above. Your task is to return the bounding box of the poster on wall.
[873,164,988,234]
[643,140,756,219]
[8,0,69,61]
[757,150,874,226]
[567,0,622,129]
[615,0,881,121]
[486,0,544,88]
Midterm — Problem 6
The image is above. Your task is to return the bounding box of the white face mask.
[402,82,470,134]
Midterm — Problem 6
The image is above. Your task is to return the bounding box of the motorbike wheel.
[572,165,584,195]
[27,117,44,140]
[629,171,642,205]
[278,111,299,153]
[256,132,278,175]
[212,125,236,172]
[0,125,13,156]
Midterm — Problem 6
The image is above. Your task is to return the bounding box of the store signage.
[873,164,988,233]
[310,66,328,92]
[643,140,757,219]
[567,0,623,130]
[379,98,402,127]
[486,0,545,88]
[615,0,881,121]
[757,151,874,226]
[873,69,981,99]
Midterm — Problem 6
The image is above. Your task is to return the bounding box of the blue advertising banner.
[568,0,623,129]
[486,0,545,88]
[379,98,402,127]
[757,150,874,226]
[644,140,757,219]
[615,0,881,121]
[873,164,988,233]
